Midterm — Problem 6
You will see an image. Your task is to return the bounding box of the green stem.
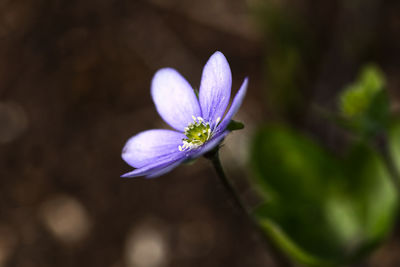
[208,150,248,215]
[206,149,292,267]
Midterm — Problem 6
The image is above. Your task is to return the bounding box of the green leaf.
[339,65,385,118]
[250,125,398,266]
[226,120,244,131]
[338,65,389,136]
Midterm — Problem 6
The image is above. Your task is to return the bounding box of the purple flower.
[121,51,248,178]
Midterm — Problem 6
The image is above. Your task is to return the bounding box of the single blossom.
[121,51,248,178]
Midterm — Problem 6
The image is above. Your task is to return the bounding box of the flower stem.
[208,150,248,215]
[205,149,292,267]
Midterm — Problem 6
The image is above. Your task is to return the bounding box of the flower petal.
[216,78,248,134]
[122,129,185,169]
[199,51,232,125]
[152,68,201,131]
[146,158,187,178]
[121,153,186,178]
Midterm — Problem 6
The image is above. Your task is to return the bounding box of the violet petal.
[122,129,185,169]
[121,152,186,178]
[152,68,201,131]
[216,77,248,134]
[146,158,187,178]
[199,51,232,126]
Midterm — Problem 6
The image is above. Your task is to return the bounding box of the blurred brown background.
[0,0,399,266]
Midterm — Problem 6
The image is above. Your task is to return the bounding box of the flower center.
[179,116,212,151]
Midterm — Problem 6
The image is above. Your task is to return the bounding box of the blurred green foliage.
[250,2,398,265]
[339,65,390,136]
[390,122,400,172]
[339,65,385,118]
[250,125,398,266]
[249,64,398,266]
